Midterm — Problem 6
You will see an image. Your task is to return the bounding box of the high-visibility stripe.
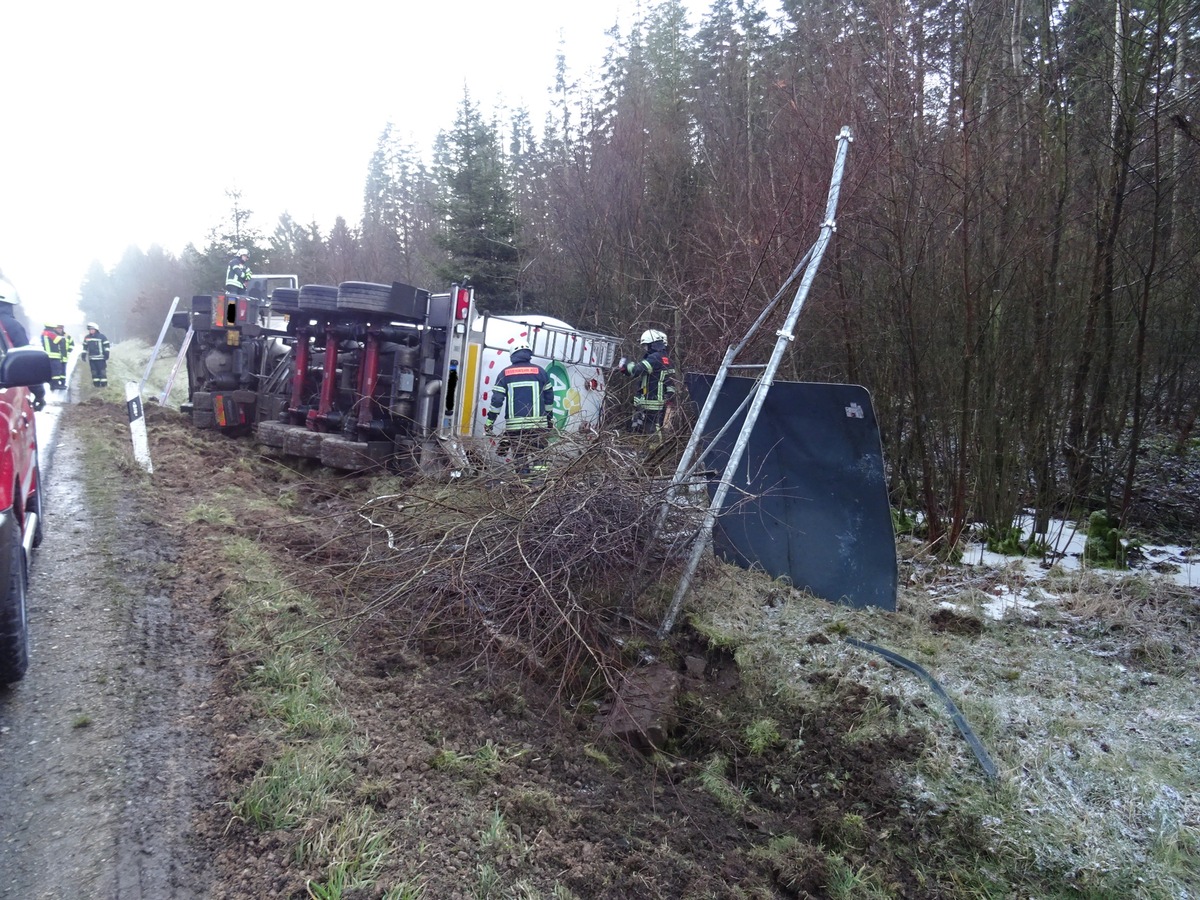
[459,343,480,434]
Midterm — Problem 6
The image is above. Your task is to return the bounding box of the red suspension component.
[357,331,382,433]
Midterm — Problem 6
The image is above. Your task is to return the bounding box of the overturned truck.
[173,278,621,472]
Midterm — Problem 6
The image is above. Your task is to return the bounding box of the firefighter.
[58,325,75,391]
[0,280,46,410]
[83,322,111,388]
[58,325,74,362]
[618,329,676,435]
[224,249,253,294]
[40,323,67,391]
[485,341,555,475]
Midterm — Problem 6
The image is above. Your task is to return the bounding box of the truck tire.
[283,428,328,460]
[271,288,301,312]
[256,420,291,449]
[0,526,29,684]
[319,434,389,471]
[336,282,395,314]
[191,391,214,411]
[297,284,339,313]
[192,409,215,429]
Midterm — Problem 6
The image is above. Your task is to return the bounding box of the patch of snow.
[980,584,1043,621]
[958,513,1200,590]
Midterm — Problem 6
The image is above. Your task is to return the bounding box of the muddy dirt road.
[0,396,216,898]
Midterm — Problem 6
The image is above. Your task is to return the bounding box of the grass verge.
[688,560,1200,898]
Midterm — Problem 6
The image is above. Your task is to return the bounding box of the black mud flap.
[685,375,897,611]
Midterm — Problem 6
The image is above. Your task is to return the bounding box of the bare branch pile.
[344,433,689,696]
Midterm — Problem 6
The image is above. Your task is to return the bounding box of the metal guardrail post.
[657,127,853,639]
[139,296,181,396]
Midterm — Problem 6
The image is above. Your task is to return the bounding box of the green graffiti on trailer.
[545,361,581,429]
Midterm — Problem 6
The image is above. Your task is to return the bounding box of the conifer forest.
[78,0,1200,548]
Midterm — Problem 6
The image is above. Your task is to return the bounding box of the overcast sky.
[1,0,710,328]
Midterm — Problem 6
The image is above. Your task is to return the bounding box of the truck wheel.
[0,528,29,684]
[297,284,339,312]
[282,428,328,459]
[320,434,389,471]
[271,288,301,311]
[256,420,290,449]
[335,282,394,314]
[191,391,213,411]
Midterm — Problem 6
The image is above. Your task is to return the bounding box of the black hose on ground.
[844,637,999,781]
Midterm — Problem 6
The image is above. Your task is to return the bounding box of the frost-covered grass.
[689,552,1200,898]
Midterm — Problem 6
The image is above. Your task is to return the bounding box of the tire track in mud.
[0,402,217,898]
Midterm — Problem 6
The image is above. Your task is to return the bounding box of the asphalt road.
[0,372,215,898]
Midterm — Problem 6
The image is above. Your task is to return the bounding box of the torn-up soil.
[3,394,1197,900]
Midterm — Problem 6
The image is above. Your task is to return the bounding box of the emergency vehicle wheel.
[191,391,213,411]
[0,528,29,684]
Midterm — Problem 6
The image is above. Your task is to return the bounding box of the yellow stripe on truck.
[458,342,481,435]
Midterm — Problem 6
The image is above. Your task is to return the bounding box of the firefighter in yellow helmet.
[617,329,676,434]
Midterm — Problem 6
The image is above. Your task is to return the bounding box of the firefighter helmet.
[87,322,99,330]
[639,329,667,346]
[0,280,17,306]
[512,340,531,354]
[236,248,249,257]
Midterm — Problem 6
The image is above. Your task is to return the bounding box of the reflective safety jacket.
[84,331,111,360]
[488,349,554,432]
[622,345,676,411]
[41,327,64,360]
[225,258,252,292]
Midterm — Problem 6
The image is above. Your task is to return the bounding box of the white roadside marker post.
[126,381,153,473]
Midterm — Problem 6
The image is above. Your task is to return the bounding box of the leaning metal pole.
[653,244,817,533]
[139,296,181,396]
[657,126,853,640]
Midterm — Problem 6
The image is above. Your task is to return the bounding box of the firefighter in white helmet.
[83,322,111,388]
[617,328,676,435]
[224,248,253,294]
[486,340,555,475]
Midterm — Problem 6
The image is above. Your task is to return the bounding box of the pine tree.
[361,125,438,287]
[433,90,522,310]
[362,124,405,282]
